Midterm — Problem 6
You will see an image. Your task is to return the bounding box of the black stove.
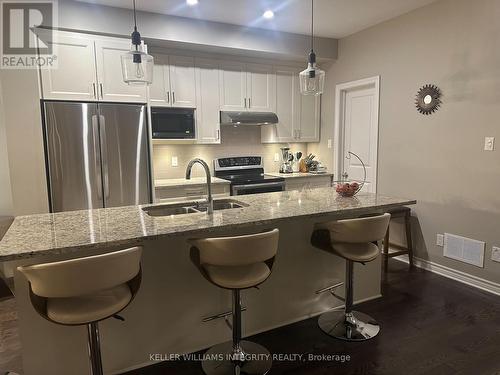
[214,156,285,196]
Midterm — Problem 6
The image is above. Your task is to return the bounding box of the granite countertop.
[267,172,334,179]
[0,189,415,261]
[155,177,230,188]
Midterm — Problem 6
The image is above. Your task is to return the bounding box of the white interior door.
[340,84,379,193]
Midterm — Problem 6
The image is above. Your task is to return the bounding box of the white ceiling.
[76,0,438,39]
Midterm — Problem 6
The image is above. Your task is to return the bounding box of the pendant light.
[121,0,154,85]
[299,0,325,96]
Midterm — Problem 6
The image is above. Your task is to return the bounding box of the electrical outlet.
[436,234,444,247]
[484,137,495,151]
[492,247,500,263]
[274,153,280,162]
[171,156,178,167]
[327,139,332,149]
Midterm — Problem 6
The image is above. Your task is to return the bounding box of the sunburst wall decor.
[415,84,441,115]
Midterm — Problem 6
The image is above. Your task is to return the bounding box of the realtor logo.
[1,0,58,69]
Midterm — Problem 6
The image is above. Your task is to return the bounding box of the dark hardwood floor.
[124,260,500,375]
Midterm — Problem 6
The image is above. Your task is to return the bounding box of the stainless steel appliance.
[220,111,278,126]
[42,101,151,212]
[151,107,195,139]
[279,147,293,174]
[214,156,285,195]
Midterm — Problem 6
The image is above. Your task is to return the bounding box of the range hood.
[220,111,278,126]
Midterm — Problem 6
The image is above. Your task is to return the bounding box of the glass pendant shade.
[121,44,154,85]
[299,62,325,96]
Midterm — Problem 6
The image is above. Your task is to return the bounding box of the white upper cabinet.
[149,54,170,106]
[39,31,98,101]
[261,65,320,143]
[169,56,197,108]
[94,38,147,102]
[219,61,247,111]
[246,63,276,112]
[298,94,321,142]
[195,58,221,144]
[149,55,196,108]
[219,62,275,112]
[39,31,147,103]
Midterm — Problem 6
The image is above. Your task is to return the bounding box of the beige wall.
[310,0,500,284]
[0,70,48,216]
[153,126,307,179]
[0,79,13,216]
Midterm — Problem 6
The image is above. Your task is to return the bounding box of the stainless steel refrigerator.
[42,101,152,213]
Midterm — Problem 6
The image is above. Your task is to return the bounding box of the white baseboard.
[394,255,500,296]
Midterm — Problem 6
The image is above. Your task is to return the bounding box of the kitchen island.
[0,188,415,375]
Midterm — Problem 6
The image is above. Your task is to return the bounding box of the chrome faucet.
[185,158,213,215]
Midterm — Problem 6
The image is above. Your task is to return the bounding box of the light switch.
[492,247,500,263]
[274,153,280,162]
[484,137,495,151]
[171,156,178,167]
[436,234,444,247]
[327,139,332,149]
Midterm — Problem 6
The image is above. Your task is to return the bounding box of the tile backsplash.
[152,125,308,179]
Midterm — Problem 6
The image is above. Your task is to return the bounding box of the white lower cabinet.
[155,183,230,203]
[284,176,333,191]
[196,58,221,144]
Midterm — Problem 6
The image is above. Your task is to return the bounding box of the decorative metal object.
[333,152,366,197]
[415,84,441,115]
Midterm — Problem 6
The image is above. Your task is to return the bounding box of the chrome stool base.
[202,340,272,375]
[318,310,380,341]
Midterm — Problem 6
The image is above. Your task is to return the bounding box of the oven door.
[232,181,285,195]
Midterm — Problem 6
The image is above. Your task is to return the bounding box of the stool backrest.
[18,247,142,298]
[190,229,279,267]
[319,213,391,244]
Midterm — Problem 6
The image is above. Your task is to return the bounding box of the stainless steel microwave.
[151,107,195,139]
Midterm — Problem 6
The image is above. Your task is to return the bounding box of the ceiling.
[75,0,438,39]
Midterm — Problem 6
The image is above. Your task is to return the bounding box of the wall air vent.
[444,233,485,268]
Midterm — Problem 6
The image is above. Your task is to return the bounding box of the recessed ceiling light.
[186,0,198,6]
[263,10,274,19]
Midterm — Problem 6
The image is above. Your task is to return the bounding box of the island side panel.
[15,215,382,375]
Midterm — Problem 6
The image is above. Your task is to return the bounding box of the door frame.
[333,76,380,192]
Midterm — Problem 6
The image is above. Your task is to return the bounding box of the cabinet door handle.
[92,83,96,99]
[216,129,220,140]
[172,91,175,104]
[99,83,103,99]
[166,91,170,103]
[244,98,247,108]
[248,98,251,108]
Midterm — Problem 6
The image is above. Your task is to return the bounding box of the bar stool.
[18,247,142,375]
[311,214,390,341]
[383,206,414,270]
[189,229,279,375]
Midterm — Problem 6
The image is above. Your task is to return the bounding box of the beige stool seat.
[47,284,132,325]
[18,247,142,375]
[189,229,279,375]
[311,214,390,342]
[204,263,271,289]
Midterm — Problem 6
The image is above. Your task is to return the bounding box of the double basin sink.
[142,199,248,217]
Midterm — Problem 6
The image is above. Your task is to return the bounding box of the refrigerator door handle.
[99,115,110,200]
[91,114,103,200]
